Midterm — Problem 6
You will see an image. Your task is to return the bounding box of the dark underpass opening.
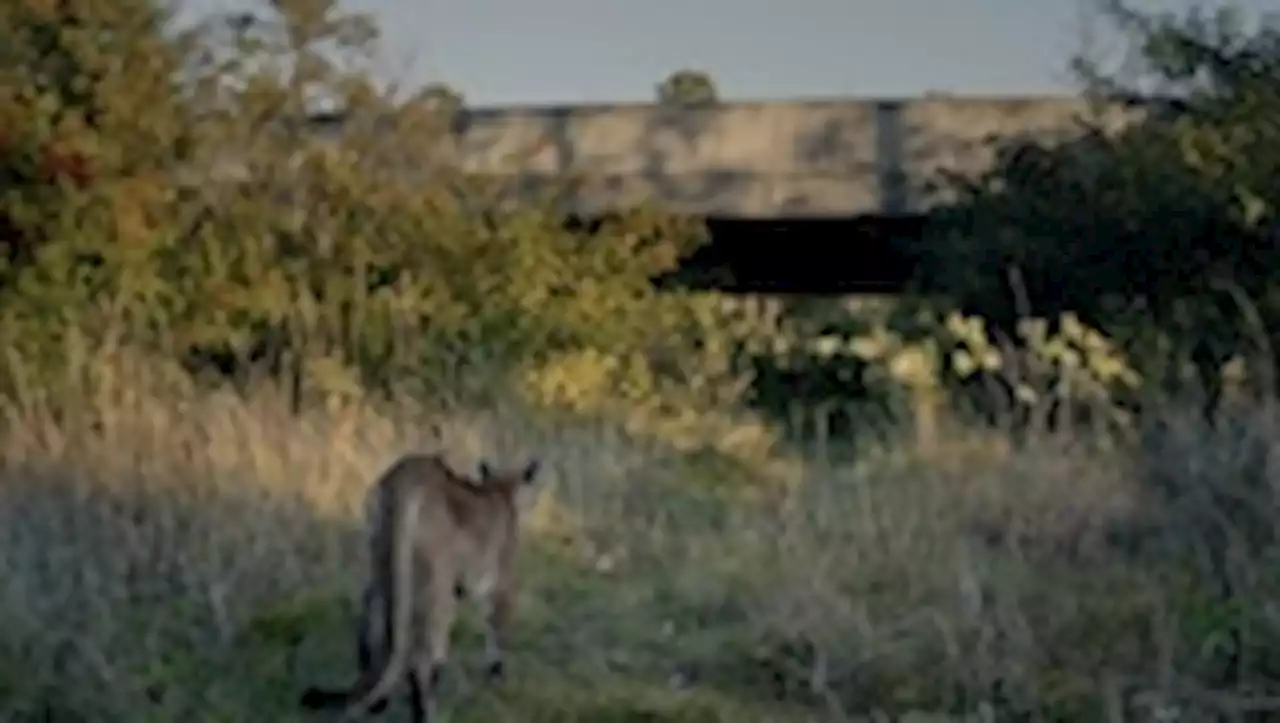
[647,214,930,295]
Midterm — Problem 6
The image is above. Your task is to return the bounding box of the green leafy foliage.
[0,0,781,463]
[916,2,1280,395]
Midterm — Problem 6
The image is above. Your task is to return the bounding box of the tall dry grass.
[4,344,1280,722]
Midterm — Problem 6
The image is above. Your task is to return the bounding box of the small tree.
[656,69,719,107]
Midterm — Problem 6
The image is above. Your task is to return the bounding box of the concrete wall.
[438,96,1144,218]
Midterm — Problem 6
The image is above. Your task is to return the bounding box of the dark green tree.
[916,1,1280,399]
[656,69,719,107]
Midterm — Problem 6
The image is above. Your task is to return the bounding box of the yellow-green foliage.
[0,0,785,466]
[805,304,1144,431]
[946,311,1142,420]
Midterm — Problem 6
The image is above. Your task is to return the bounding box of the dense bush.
[0,0,789,464]
[914,1,1280,405]
[766,2,1280,442]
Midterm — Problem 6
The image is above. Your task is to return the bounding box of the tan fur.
[299,453,541,722]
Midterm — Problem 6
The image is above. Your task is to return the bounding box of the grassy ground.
[4,352,1280,722]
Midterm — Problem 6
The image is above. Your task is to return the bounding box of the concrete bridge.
[300,94,1155,291]
[368,95,1144,219]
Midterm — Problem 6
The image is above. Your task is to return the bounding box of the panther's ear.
[521,458,541,485]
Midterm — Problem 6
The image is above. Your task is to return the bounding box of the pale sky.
[180,0,1275,107]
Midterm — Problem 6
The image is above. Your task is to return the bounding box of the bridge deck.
[435,96,1142,217]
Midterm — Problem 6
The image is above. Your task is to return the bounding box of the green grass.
[5,352,1280,721]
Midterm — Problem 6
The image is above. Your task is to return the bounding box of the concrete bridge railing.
[430,96,1144,218]
[299,95,1149,219]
